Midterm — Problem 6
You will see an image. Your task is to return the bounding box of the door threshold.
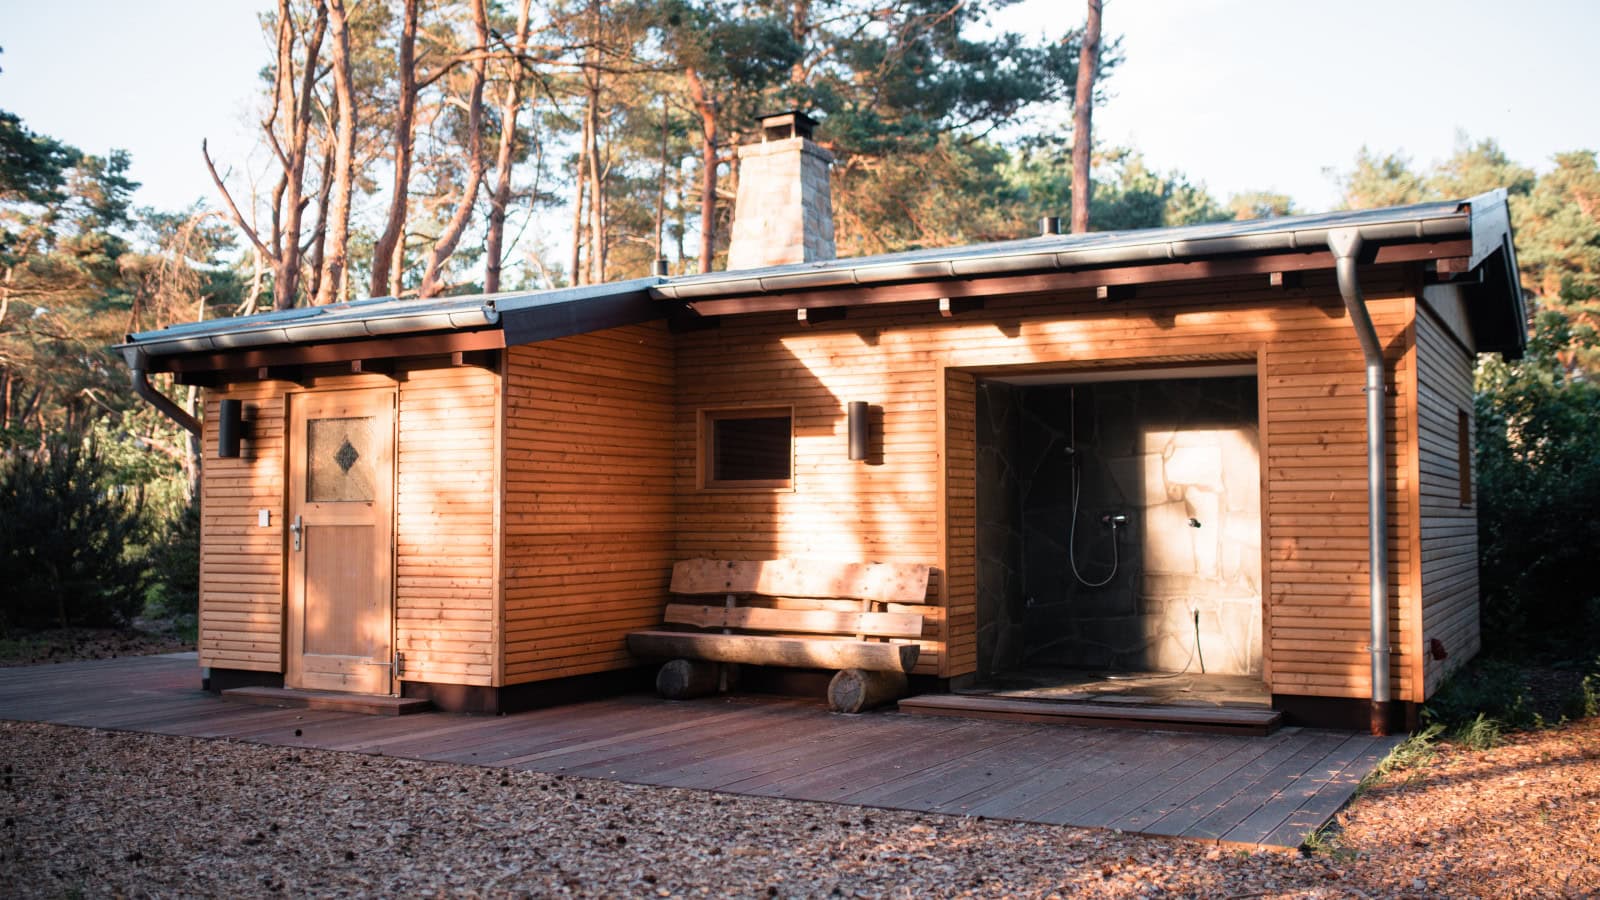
[222,686,431,716]
[898,694,1282,736]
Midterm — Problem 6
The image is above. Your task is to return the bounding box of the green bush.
[1561,667,1600,721]
[0,435,151,630]
[1422,658,1539,731]
[1474,310,1600,657]
[145,498,200,619]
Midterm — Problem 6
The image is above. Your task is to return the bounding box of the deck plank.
[957,729,1174,821]
[892,726,1113,813]
[1042,733,1263,828]
[1220,733,1377,846]
[644,712,946,791]
[1257,735,1399,849]
[0,655,1392,850]
[1178,731,1355,843]
[927,726,1132,816]
[1105,729,1300,833]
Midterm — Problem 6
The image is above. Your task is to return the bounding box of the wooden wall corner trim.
[492,351,507,688]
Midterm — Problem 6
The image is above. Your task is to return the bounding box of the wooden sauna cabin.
[119,191,1526,728]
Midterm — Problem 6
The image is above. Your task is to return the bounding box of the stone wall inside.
[974,376,1263,677]
[974,381,1024,679]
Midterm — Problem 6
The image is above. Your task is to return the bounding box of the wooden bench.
[626,558,931,712]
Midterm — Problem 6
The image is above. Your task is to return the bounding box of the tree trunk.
[240,246,264,316]
[569,138,586,286]
[205,0,325,312]
[278,0,326,308]
[418,0,490,298]
[790,0,809,85]
[183,384,201,502]
[484,0,533,295]
[655,98,668,263]
[370,0,418,299]
[272,0,306,310]
[304,136,336,303]
[317,0,357,306]
[1070,0,1102,235]
[585,77,605,284]
[484,102,517,294]
[685,67,718,274]
[582,0,607,284]
[674,165,687,264]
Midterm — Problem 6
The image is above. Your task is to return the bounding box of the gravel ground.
[0,628,194,667]
[1,718,1596,898]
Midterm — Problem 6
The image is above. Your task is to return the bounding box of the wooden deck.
[0,654,1400,850]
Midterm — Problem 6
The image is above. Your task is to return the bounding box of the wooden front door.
[286,388,397,694]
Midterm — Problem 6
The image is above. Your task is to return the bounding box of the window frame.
[697,406,795,491]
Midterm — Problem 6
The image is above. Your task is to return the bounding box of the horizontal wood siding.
[501,323,676,684]
[395,366,500,687]
[1263,296,1417,703]
[1415,304,1480,696]
[198,384,286,672]
[674,270,1421,697]
[198,366,500,687]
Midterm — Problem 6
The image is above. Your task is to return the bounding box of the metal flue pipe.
[1328,228,1391,736]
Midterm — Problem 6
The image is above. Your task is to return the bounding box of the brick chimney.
[727,111,835,270]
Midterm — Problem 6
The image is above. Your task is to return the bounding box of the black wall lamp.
[217,399,252,458]
[847,400,869,461]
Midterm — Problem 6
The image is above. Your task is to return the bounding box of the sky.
[1,0,1598,218]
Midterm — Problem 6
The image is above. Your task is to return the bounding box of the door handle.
[290,514,303,552]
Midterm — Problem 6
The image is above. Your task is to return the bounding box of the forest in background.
[0,0,1595,663]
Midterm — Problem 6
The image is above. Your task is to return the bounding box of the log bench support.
[827,669,909,714]
[627,558,932,713]
[654,658,725,700]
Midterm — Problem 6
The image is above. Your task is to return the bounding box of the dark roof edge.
[650,210,1472,302]
[494,277,663,346]
[116,277,666,365]
[1462,189,1528,358]
[117,299,498,366]
[651,189,1526,358]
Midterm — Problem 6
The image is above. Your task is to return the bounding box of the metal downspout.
[1328,228,1391,736]
[129,353,201,437]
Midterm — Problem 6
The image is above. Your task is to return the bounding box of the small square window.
[701,408,792,489]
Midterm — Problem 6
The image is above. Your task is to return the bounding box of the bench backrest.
[668,558,929,604]
[664,558,930,641]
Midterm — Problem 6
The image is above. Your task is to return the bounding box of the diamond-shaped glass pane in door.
[307,417,376,502]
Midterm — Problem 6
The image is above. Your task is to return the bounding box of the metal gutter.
[116,302,498,365]
[652,211,1472,302]
[1328,227,1392,737]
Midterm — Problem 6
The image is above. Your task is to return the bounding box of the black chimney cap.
[756,110,817,141]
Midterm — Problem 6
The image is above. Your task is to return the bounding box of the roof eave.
[649,211,1474,303]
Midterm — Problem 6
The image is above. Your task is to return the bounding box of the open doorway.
[970,364,1267,708]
